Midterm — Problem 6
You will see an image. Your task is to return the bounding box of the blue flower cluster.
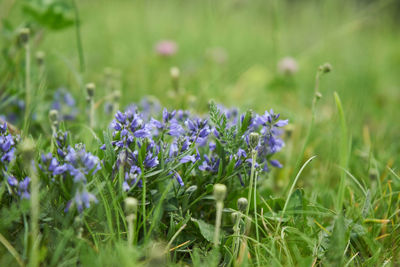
[40,131,100,213]
[104,102,287,193]
[1,123,31,199]
[51,88,78,121]
[0,123,16,167]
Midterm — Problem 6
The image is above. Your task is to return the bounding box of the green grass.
[1,0,400,266]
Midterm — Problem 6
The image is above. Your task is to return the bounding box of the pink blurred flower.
[155,40,178,56]
[278,57,298,75]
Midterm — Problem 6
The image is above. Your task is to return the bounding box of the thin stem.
[141,175,147,237]
[277,155,317,235]
[231,213,242,263]
[89,98,95,128]
[0,233,24,267]
[29,161,40,267]
[71,0,85,72]
[126,214,135,247]
[287,70,321,192]
[213,201,223,247]
[166,223,187,250]
[246,150,257,217]
[23,41,31,135]
[253,170,260,265]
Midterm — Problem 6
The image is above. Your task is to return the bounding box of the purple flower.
[52,88,78,121]
[198,155,220,173]
[180,155,197,164]
[144,153,159,168]
[155,40,178,56]
[169,171,184,186]
[7,175,18,186]
[65,187,98,213]
[63,145,101,183]
[7,175,30,200]
[269,159,283,168]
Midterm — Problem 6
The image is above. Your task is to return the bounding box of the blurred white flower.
[278,57,298,75]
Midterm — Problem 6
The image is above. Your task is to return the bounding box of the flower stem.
[126,214,135,247]
[246,150,257,217]
[29,162,40,267]
[213,201,223,247]
[23,39,31,136]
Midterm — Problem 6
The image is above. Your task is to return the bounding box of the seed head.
[249,132,260,150]
[319,63,332,73]
[213,183,227,202]
[36,51,45,65]
[19,28,30,44]
[237,197,248,212]
[86,83,96,98]
[113,90,121,102]
[124,197,138,215]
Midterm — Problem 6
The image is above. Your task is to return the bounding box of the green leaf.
[191,218,217,243]
[326,214,347,265]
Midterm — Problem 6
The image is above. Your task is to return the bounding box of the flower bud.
[315,92,322,99]
[49,109,59,125]
[86,83,96,98]
[36,51,45,65]
[237,197,248,212]
[124,197,138,215]
[249,132,260,150]
[319,63,332,73]
[170,67,180,80]
[213,183,227,202]
[113,90,121,102]
[19,28,30,44]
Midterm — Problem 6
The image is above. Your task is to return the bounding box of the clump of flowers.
[40,131,100,212]
[103,100,287,194]
[0,123,17,168]
[0,122,32,200]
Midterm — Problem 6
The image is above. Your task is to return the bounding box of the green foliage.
[22,0,74,30]
[1,0,400,265]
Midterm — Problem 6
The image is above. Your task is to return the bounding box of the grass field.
[0,0,400,266]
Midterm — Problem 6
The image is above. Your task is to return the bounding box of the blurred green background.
[2,0,400,189]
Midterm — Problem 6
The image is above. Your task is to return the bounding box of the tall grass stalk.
[20,138,40,267]
[20,28,31,136]
[0,233,24,267]
[334,92,350,212]
[277,155,317,234]
[71,0,85,72]
[288,64,331,192]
